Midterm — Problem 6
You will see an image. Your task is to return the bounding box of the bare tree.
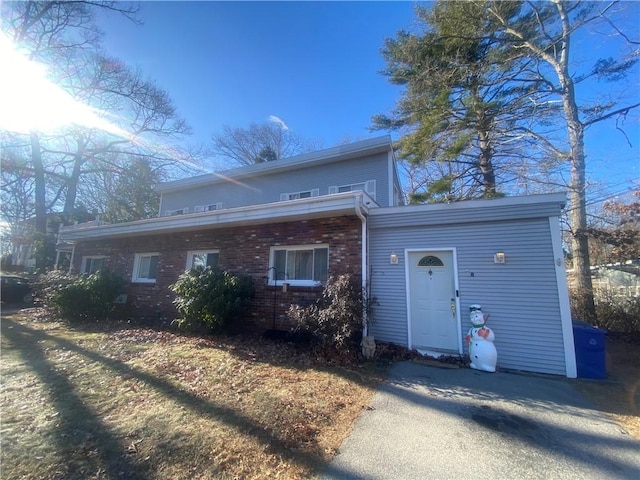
[211,122,319,167]
[487,0,639,320]
[1,1,197,269]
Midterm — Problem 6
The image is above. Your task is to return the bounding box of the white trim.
[370,192,567,216]
[132,252,159,283]
[388,150,394,207]
[268,244,329,287]
[60,192,372,242]
[355,193,368,335]
[194,203,223,213]
[165,207,189,216]
[549,216,577,378]
[281,189,319,201]
[185,250,220,270]
[405,248,462,354]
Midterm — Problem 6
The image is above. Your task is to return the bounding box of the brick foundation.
[71,216,362,331]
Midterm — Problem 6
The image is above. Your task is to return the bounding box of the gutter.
[354,192,369,336]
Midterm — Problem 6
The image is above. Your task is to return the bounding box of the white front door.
[408,250,460,352]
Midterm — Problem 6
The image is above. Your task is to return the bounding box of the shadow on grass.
[2,319,147,479]
[60,314,388,389]
[1,317,357,479]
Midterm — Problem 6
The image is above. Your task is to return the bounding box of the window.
[280,189,319,201]
[269,245,329,286]
[418,255,444,267]
[132,253,159,283]
[186,250,219,270]
[194,203,222,213]
[81,256,105,274]
[165,208,189,216]
[328,180,376,200]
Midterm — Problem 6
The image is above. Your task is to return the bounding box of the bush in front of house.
[288,274,364,350]
[170,267,255,333]
[37,270,126,322]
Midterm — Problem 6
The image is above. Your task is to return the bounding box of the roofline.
[59,192,374,242]
[156,135,393,193]
[369,192,567,216]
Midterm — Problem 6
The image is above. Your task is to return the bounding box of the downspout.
[354,193,368,336]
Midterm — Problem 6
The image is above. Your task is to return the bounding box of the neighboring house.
[58,136,575,377]
[591,262,640,298]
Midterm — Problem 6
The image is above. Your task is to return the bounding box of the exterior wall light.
[390,252,399,264]
[494,252,506,264]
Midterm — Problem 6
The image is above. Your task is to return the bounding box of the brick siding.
[71,215,362,331]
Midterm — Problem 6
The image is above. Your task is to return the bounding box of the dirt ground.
[574,336,640,440]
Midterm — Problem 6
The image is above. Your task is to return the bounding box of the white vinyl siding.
[132,253,159,283]
[269,245,329,286]
[81,256,105,274]
[186,250,219,270]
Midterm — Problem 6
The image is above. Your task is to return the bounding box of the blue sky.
[95,1,639,201]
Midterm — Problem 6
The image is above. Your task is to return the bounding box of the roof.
[156,135,394,193]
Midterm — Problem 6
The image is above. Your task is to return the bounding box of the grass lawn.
[1,310,386,480]
[2,309,638,479]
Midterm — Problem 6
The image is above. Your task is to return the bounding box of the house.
[591,262,640,299]
[58,136,576,377]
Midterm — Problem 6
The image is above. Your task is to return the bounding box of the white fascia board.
[60,192,372,241]
[156,135,393,193]
[370,192,567,217]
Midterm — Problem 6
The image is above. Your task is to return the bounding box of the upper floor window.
[132,252,159,283]
[280,189,319,201]
[81,256,105,274]
[329,180,376,200]
[269,244,328,287]
[186,250,219,270]
[165,208,189,216]
[194,203,223,213]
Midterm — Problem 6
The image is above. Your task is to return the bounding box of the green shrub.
[170,267,255,333]
[288,274,364,349]
[37,270,126,322]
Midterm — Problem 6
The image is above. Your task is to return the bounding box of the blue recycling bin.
[572,323,607,379]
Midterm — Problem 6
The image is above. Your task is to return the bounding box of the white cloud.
[268,115,289,131]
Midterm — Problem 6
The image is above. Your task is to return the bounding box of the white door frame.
[405,247,463,354]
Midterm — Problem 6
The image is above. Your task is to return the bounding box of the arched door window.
[417,255,444,267]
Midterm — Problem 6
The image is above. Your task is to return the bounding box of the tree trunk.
[30,131,49,270]
[63,136,87,218]
[555,0,596,320]
[478,129,496,197]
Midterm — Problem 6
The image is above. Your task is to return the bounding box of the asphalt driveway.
[319,361,639,480]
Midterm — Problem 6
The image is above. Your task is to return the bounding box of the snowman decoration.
[465,305,497,373]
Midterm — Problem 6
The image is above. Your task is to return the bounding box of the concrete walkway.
[319,362,639,480]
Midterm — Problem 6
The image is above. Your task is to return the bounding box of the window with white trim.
[328,180,376,200]
[132,253,159,283]
[194,203,223,213]
[280,189,319,201]
[81,256,105,274]
[269,245,329,286]
[186,250,219,270]
[164,207,189,216]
